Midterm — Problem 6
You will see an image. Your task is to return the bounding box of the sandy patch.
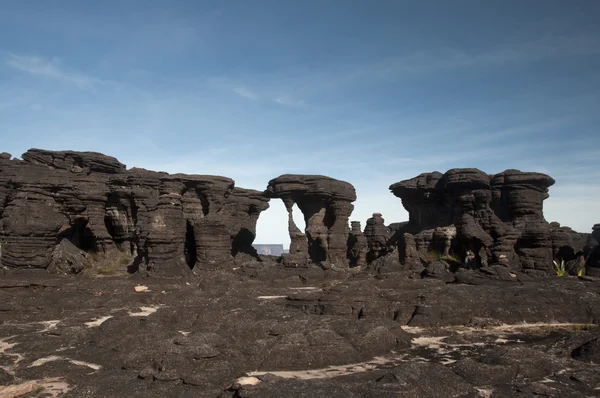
[248,355,404,380]
[128,306,161,317]
[234,376,261,386]
[0,337,24,367]
[84,315,113,328]
[401,326,426,334]
[475,387,493,398]
[39,320,61,332]
[30,355,101,371]
[0,378,70,398]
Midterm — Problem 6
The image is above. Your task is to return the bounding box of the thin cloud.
[233,86,258,100]
[273,96,304,107]
[6,54,111,90]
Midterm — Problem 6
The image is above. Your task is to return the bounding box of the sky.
[1,1,599,247]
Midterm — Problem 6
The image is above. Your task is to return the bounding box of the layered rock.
[347,221,367,267]
[389,168,568,273]
[363,213,392,263]
[265,175,356,267]
[587,224,600,276]
[0,149,269,275]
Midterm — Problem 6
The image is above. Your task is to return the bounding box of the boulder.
[47,239,88,275]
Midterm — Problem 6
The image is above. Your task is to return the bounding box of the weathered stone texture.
[389,168,590,273]
[265,174,356,267]
[0,149,269,275]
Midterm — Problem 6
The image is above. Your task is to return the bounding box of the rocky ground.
[1,264,600,397]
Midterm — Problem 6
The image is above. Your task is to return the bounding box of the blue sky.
[1,1,599,245]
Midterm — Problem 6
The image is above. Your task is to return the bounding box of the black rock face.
[389,168,596,274]
[265,174,356,267]
[0,149,269,275]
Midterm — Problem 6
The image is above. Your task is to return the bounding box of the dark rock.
[421,260,454,282]
[572,337,600,363]
[389,168,573,274]
[451,357,516,385]
[138,367,156,379]
[0,367,15,384]
[153,369,180,381]
[265,175,356,267]
[347,221,367,267]
[367,251,403,273]
[191,344,220,359]
[373,362,475,397]
[586,224,600,276]
[363,213,391,262]
[0,149,270,275]
[47,239,88,275]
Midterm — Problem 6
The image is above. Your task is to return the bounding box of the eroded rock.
[0,149,270,275]
[265,175,356,267]
[389,168,581,274]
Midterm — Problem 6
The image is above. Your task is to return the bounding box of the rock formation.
[347,221,367,267]
[363,213,392,263]
[265,175,356,267]
[0,149,269,275]
[586,224,600,276]
[1,150,593,276]
[388,168,592,274]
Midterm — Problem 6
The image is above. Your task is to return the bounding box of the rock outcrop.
[586,224,600,276]
[347,221,367,267]
[265,175,356,267]
[388,168,585,274]
[363,213,392,263]
[0,149,269,275]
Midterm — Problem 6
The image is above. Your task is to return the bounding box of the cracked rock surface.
[1,266,600,397]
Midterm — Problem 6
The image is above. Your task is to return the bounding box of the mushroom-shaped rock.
[389,168,560,273]
[266,175,356,267]
[490,170,555,221]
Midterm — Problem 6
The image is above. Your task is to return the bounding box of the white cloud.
[273,96,304,107]
[6,54,112,90]
[233,86,258,100]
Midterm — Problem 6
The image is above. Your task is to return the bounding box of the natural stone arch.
[265,174,356,267]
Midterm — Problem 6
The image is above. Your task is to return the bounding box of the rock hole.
[197,191,210,216]
[231,228,260,259]
[62,218,97,252]
[308,237,327,264]
[358,307,365,320]
[184,221,197,269]
[324,205,336,229]
[555,245,576,263]
[255,201,304,255]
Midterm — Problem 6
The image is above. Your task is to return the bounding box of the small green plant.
[319,280,336,289]
[422,250,462,264]
[553,259,566,276]
[577,267,585,277]
[83,250,130,276]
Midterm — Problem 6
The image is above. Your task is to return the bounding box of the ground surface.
[1,264,600,397]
